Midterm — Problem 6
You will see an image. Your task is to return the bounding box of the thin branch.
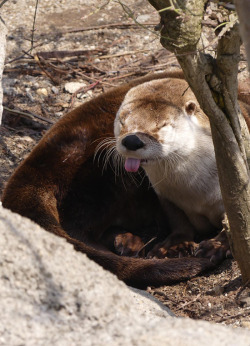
[98,49,151,60]
[31,0,39,53]
[217,307,250,322]
[5,43,44,64]
[36,49,107,59]
[4,106,55,125]
[0,0,9,8]
[64,22,157,33]
[34,54,58,84]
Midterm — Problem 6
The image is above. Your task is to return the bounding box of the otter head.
[114,78,208,173]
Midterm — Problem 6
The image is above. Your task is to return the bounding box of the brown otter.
[115,77,250,261]
[1,70,218,288]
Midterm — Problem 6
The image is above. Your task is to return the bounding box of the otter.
[2,70,218,288]
[3,70,248,287]
[115,77,250,261]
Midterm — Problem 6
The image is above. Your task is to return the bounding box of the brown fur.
[1,70,218,288]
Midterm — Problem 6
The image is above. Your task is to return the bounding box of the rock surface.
[1,205,250,346]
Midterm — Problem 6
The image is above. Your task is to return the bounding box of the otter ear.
[185,101,197,116]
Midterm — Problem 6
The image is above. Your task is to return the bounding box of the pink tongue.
[124,158,141,172]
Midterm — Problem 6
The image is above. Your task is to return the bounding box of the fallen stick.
[34,55,58,85]
[4,107,55,125]
[98,49,151,60]
[36,49,107,60]
[64,22,157,33]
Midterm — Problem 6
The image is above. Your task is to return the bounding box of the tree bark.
[148,0,250,283]
[235,0,250,70]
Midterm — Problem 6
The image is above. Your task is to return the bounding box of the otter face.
[114,78,207,173]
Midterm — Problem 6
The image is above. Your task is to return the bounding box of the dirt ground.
[0,0,250,330]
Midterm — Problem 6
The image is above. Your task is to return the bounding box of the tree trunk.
[235,0,250,70]
[147,0,250,283]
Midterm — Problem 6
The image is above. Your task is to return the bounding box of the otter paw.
[195,235,232,264]
[114,232,145,257]
[147,241,197,259]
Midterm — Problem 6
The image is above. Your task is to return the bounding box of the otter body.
[3,71,249,285]
[2,70,217,288]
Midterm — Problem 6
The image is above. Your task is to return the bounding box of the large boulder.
[1,205,250,346]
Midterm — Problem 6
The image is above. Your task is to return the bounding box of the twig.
[108,72,138,80]
[0,0,9,8]
[77,72,115,87]
[36,49,107,59]
[64,22,157,34]
[4,106,54,125]
[175,294,201,311]
[34,54,58,84]
[2,125,27,133]
[98,49,151,60]
[6,43,44,64]
[66,67,116,87]
[31,0,39,53]
[42,61,69,75]
[83,64,108,74]
[217,307,250,322]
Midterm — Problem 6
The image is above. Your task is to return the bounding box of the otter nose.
[122,135,144,151]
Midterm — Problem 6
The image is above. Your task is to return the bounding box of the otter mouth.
[124,158,150,172]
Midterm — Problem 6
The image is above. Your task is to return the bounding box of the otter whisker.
[94,137,116,166]
[91,136,114,146]
[151,172,167,189]
[94,137,146,189]
[102,146,117,173]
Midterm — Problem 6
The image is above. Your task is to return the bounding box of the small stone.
[24,76,37,83]
[25,88,34,102]
[51,86,59,94]
[21,136,34,143]
[210,285,224,296]
[2,78,17,88]
[55,112,63,117]
[37,88,48,97]
[241,321,250,329]
[4,87,17,96]
[79,90,93,99]
[64,82,87,94]
[239,296,250,307]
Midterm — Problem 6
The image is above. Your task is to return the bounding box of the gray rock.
[25,87,35,102]
[1,205,250,346]
[3,86,18,96]
[2,77,18,88]
[51,86,59,94]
